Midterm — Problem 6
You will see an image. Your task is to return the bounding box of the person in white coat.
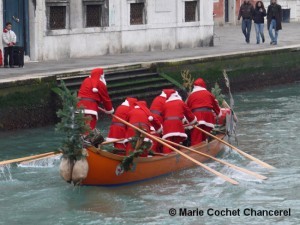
[2,22,17,68]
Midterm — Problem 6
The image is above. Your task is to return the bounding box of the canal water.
[0,84,299,225]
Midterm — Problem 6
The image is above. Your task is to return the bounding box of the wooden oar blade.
[160,137,267,181]
[239,151,276,170]
[194,126,275,170]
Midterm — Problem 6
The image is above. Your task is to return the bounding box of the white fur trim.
[217,110,222,118]
[162,132,187,139]
[166,93,182,102]
[123,138,131,143]
[185,125,193,130]
[148,116,153,121]
[100,74,107,85]
[160,91,167,98]
[92,88,98,93]
[189,117,198,125]
[143,138,153,143]
[134,106,140,109]
[144,138,153,149]
[197,120,215,128]
[121,100,130,106]
[102,108,114,114]
[105,137,126,144]
[156,125,163,134]
[191,86,207,94]
[83,109,98,120]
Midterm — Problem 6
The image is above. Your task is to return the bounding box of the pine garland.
[120,131,152,172]
[211,83,225,106]
[53,81,91,161]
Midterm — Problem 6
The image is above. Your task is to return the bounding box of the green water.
[0,84,299,225]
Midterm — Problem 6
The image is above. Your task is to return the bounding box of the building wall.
[263,0,300,21]
[213,0,242,25]
[213,0,300,25]
[1,0,214,61]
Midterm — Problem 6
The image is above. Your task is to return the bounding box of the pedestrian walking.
[267,0,282,45]
[2,22,16,68]
[253,1,267,44]
[238,0,254,44]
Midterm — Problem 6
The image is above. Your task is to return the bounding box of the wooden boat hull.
[82,135,225,186]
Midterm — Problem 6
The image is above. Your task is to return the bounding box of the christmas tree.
[211,83,225,106]
[53,81,90,160]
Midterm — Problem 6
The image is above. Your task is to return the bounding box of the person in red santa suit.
[77,68,114,130]
[149,90,168,153]
[125,101,162,156]
[150,90,168,123]
[162,89,197,154]
[187,78,222,145]
[106,97,138,152]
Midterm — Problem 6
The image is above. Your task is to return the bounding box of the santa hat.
[163,89,176,99]
[160,90,167,98]
[126,97,138,109]
[194,78,207,89]
[135,101,154,121]
[90,68,105,93]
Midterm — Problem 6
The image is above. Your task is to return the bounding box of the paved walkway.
[0,22,300,83]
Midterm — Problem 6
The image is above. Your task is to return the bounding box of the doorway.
[3,0,30,55]
[225,0,229,22]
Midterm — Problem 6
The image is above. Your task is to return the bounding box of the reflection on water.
[0,84,299,225]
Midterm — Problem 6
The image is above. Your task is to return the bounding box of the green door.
[3,0,30,55]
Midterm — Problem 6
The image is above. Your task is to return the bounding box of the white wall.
[29,0,214,61]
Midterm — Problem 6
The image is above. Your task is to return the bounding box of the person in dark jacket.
[267,0,282,45]
[238,0,254,44]
[253,1,266,44]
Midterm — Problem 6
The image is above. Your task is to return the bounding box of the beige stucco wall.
[2,0,215,61]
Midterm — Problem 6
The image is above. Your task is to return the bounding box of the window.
[130,3,145,25]
[49,6,66,29]
[83,0,109,27]
[46,0,69,31]
[86,5,102,27]
[185,1,198,22]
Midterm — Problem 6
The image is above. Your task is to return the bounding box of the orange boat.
[82,134,226,186]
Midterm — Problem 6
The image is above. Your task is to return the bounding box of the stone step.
[57,67,177,103]
[58,67,152,83]
[64,72,160,89]
[111,90,166,103]
[108,77,166,89]
[109,82,175,98]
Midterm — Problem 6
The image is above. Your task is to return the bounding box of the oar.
[0,138,125,166]
[0,152,60,166]
[193,126,275,169]
[99,107,239,185]
[157,137,267,180]
[20,153,62,165]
